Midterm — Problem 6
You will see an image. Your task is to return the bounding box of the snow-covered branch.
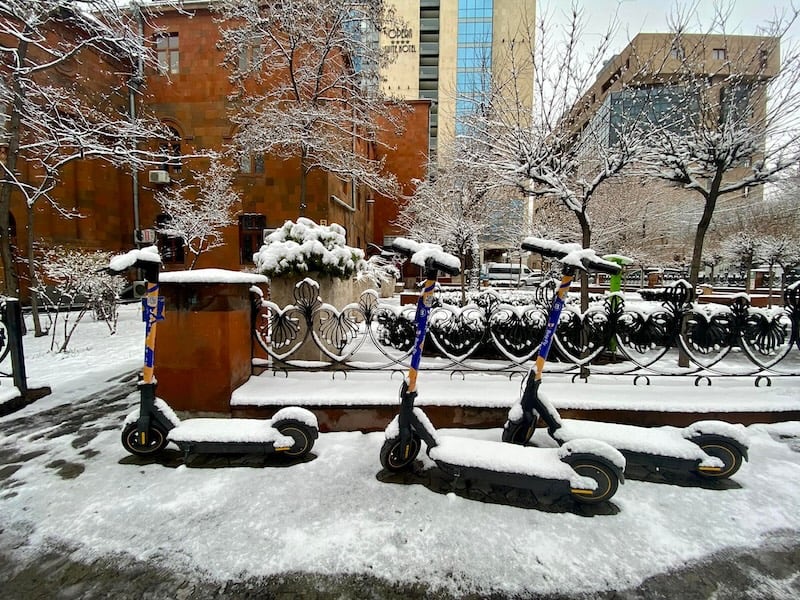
[155,159,241,269]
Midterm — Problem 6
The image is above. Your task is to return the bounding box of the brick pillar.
[156,271,267,413]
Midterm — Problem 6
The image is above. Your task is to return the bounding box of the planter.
[267,273,358,363]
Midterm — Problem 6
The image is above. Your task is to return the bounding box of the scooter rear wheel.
[694,437,743,479]
[275,421,316,458]
[564,458,619,504]
[380,435,421,472]
[121,423,168,457]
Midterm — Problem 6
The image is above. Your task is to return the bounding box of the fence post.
[4,298,28,396]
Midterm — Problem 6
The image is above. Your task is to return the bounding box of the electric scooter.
[503,238,749,480]
[110,247,319,462]
[379,238,626,504]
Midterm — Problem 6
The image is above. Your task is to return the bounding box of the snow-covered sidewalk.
[232,369,800,414]
[1,305,799,597]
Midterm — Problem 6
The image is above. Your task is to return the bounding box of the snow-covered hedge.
[254,218,365,279]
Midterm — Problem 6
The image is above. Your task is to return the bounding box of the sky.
[541,0,800,58]
[1,303,799,596]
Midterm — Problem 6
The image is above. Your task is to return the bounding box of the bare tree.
[214,0,405,216]
[757,233,800,305]
[155,159,241,269]
[722,231,763,293]
[0,0,197,334]
[395,148,501,304]
[635,5,800,294]
[38,247,125,353]
[455,3,650,308]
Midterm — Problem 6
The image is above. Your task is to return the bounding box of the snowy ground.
[1,304,800,598]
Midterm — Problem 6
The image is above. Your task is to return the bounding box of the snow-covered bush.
[254,218,365,279]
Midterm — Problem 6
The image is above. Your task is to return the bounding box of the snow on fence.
[253,279,800,383]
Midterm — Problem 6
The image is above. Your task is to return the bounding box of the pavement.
[0,376,799,599]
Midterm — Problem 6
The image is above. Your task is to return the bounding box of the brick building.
[1,2,430,289]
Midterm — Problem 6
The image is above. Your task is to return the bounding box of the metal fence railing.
[253,279,800,385]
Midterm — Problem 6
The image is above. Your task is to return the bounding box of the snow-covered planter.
[255,218,365,280]
[255,218,366,309]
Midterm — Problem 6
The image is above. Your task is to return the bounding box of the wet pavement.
[1,529,798,599]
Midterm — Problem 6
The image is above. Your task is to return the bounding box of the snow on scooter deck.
[167,419,296,446]
[554,419,735,467]
[430,437,598,490]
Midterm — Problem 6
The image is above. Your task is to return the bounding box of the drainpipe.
[129,5,145,241]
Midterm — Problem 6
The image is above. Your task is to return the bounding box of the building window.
[712,48,727,61]
[720,84,751,125]
[160,126,182,173]
[239,151,265,175]
[155,214,185,264]
[156,33,180,74]
[239,214,267,264]
[670,44,684,60]
[238,42,263,73]
[455,0,493,135]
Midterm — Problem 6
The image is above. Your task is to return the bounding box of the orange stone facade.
[2,6,427,288]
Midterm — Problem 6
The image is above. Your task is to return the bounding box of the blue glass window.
[456,0,493,134]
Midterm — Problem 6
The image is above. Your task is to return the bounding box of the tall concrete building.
[568,32,780,261]
[381,0,536,162]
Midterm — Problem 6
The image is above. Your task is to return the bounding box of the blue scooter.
[379,238,626,504]
[109,247,319,462]
[503,238,748,481]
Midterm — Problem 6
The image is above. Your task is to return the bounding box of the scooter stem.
[142,281,160,384]
[532,268,575,382]
[407,268,438,394]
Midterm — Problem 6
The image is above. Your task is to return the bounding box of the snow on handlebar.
[390,238,461,276]
[521,237,621,275]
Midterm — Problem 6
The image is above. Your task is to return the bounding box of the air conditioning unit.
[148,170,170,184]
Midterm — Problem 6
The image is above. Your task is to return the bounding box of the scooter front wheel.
[121,423,168,457]
[694,436,744,479]
[380,435,421,472]
[564,458,619,504]
[275,420,316,458]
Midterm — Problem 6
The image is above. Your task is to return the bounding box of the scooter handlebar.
[521,237,621,276]
[107,247,162,281]
[390,238,462,276]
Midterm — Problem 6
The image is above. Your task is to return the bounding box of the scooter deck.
[167,418,294,447]
[554,419,721,467]
[431,436,597,490]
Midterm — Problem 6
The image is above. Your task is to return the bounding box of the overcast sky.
[540,0,800,57]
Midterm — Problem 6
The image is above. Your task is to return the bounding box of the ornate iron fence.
[253,279,800,383]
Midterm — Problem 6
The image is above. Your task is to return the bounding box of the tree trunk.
[25,204,44,336]
[766,260,775,308]
[578,210,591,379]
[578,210,591,312]
[688,171,724,296]
[299,145,308,217]
[0,38,29,297]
